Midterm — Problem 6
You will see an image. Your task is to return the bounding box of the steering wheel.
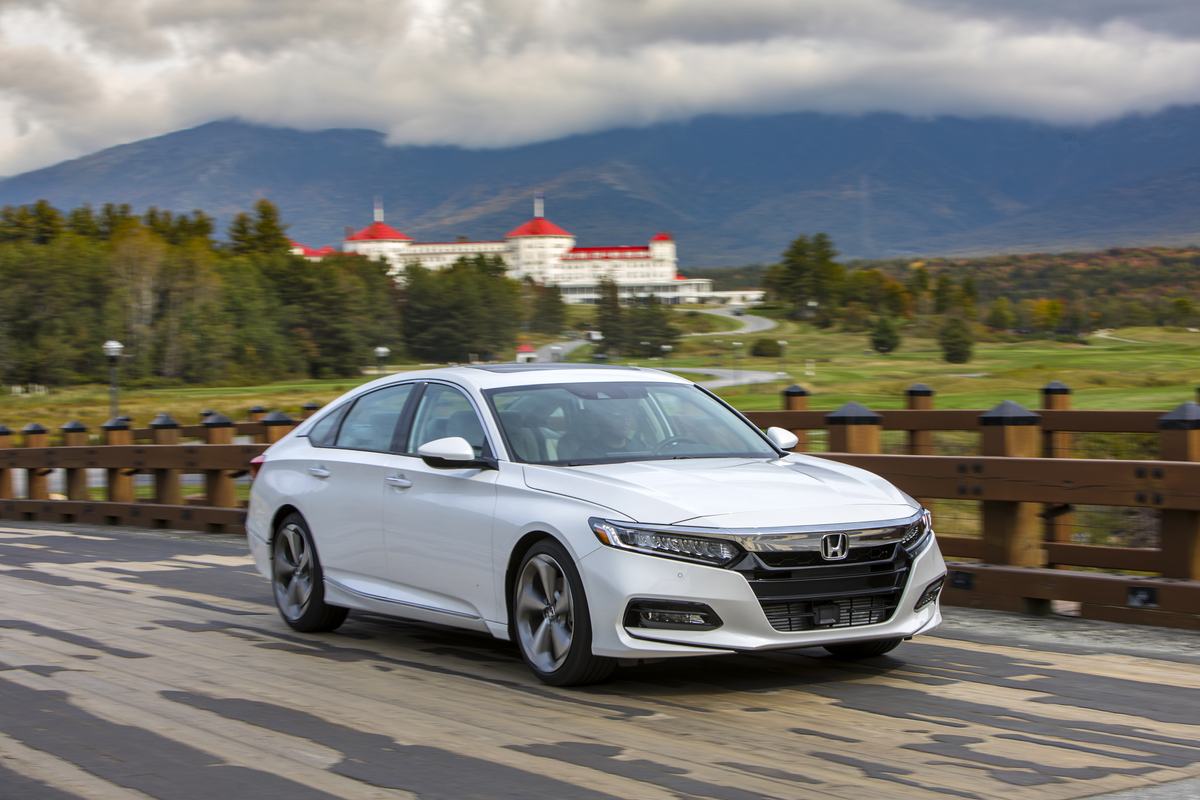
[652,435,699,455]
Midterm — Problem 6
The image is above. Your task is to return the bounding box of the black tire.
[824,638,902,659]
[511,539,615,686]
[271,513,348,633]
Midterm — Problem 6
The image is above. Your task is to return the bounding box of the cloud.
[1,0,1199,175]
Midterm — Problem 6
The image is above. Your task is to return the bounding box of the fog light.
[625,600,722,631]
[914,576,945,611]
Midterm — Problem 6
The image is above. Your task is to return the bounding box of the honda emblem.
[820,533,850,560]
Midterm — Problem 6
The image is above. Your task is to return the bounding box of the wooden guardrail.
[0,407,315,534]
[743,381,1200,631]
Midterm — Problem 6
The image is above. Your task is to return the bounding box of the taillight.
[249,455,265,481]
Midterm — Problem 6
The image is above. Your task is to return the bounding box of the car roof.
[371,363,690,392]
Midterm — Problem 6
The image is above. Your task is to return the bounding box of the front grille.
[735,541,911,633]
[757,544,896,569]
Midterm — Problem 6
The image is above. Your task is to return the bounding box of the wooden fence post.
[103,418,134,502]
[261,410,295,444]
[1157,402,1200,580]
[781,385,809,452]
[150,413,182,506]
[60,421,89,501]
[301,402,321,420]
[826,402,881,454]
[23,423,49,500]
[980,401,1044,579]
[906,383,935,455]
[204,413,236,508]
[249,405,268,443]
[1041,381,1075,560]
[0,426,11,499]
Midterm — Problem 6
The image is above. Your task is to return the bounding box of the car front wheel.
[512,539,615,686]
[272,513,348,633]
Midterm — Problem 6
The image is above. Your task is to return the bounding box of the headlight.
[590,518,740,566]
[901,509,934,553]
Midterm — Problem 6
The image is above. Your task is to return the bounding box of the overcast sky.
[1,0,1199,176]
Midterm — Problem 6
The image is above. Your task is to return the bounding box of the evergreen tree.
[596,277,624,355]
[938,316,974,364]
[985,297,1016,330]
[531,283,567,334]
[869,316,901,354]
[933,274,955,314]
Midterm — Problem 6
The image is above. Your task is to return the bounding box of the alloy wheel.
[515,553,574,673]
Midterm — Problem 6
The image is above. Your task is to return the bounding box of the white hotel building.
[333,200,712,304]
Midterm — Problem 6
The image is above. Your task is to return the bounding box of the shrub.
[750,338,781,358]
[938,316,974,363]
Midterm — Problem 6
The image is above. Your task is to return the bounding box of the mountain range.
[1,107,1199,265]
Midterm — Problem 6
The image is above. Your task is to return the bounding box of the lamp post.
[102,340,123,419]
[661,344,672,365]
[732,341,743,386]
[374,346,390,376]
[550,345,561,363]
[713,340,723,369]
[777,339,788,378]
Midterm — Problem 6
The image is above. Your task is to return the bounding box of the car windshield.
[485,381,779,464]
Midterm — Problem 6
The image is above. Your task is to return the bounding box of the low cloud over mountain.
[2,1,1200,176]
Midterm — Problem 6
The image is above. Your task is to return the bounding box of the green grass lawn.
[2,325,1197,434]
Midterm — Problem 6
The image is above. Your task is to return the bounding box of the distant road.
[680,306,778,335]
[536,307,783,388]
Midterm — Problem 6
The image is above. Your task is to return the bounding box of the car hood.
[522,455,916,528]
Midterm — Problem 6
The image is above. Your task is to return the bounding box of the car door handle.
[386,474,412,488]
[308,466,331,478]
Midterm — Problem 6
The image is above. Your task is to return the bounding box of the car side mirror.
[417,436,494,469]
[766,426,799,451]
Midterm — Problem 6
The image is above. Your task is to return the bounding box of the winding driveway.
[536,307,784,389]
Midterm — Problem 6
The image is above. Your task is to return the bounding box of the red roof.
[516,344,536,352]
[505,217,572,238]
[346,222,412,241]
[651,232,673,241]
[314,246,336,255]
[290,241,322,257]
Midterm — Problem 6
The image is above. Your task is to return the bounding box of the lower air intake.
[759,594,895,633]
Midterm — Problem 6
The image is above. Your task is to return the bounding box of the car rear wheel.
[512,539,615,686]
[824,638,902,659]
[272,513,348,633]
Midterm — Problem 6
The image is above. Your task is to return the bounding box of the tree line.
[0,199,570,387]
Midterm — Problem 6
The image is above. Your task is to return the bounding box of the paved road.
[1,521,1199,800]
[682,307,779,336]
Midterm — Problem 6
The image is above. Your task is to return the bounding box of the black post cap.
[200,409,215,419]
[1041,381,1072,395]
[301,402,321,412]
[249,405,267,414]
[906,383,934,396]
[101,417,130,430]
[203,412,235,427]
[1158,401,1200,431]
[825,401,882,425]
[783,384,809,397]
[261,410,295,426]
[22,422,47,434]
[150,413,180,429]
[979,401,1041,426]
[0,425,11,435]
[60,420,89,432]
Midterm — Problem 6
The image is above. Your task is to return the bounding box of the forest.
[760,237,1200,334]
[0,199,574,387]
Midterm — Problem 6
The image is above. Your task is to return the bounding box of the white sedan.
[247,365,946,685]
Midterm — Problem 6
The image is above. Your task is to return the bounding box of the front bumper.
[579,536,946,659]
